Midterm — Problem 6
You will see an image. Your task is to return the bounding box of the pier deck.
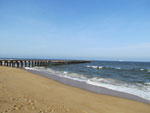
[0,59,91,67]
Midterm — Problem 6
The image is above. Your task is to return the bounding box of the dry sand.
[0,66,150,113]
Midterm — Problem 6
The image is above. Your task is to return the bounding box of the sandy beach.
[0,66,150,113]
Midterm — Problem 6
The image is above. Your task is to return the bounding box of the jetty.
[0,59,91,68]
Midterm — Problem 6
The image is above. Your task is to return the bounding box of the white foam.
[24,67,37,70]
[87,78,150,100]
[140,69,145,71]
[98,66,103,69]
[145,83,150,85]
[87,65,104,69]
[87,65,98,69]
[87,65,91,68]
[116,67,121,70]
[87,65,121,70]
[63,71,68,74]
[92,66,98,69]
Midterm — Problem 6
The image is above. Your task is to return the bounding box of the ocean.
[25,61,150,101]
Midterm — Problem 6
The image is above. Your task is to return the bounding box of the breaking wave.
[86,65,150,72]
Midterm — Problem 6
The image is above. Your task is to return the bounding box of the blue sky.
[0,0,150,61]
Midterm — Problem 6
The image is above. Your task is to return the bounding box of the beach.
[0,66,150,113]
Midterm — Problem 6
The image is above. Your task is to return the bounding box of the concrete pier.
[0,59,91,68]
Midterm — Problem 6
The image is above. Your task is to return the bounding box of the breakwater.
[0,59,90,67]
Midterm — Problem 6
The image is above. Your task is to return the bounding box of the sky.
[0,0,150,61]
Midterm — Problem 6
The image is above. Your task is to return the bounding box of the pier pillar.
[13,61,16,67]
[36,61,39,66]
[44,61,46,66]
[40,61,42,66]
[41,61,44,66]
[37,61,39,66]
[7,61,9,66]
[31,61,33,67]
[45,61,47,66]
[46,61,49,66]
[25,61,27,67]
[28,61,30,67]
[12,61,15,67]
[35,61,37,66]
[32,61,35,67]
[48,61,50,65]
[39,61,42,66]
[38,61,40,66]
[4,61,8,66]
[16,61,20,67]
[0,61,2,66]
[7,61,10,66]
[43,61,45,66]
[34,61,36,66]
[36,61,38,66]
[39,61,41,66]
[2,61,4,66]
[10,61,13,67]
[33,61,35,66]
[3,61,6,66]
[20,61,23,67]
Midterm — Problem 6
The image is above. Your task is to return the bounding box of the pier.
[0,59,91,68]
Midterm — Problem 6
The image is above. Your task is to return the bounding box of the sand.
[0,66,150,113]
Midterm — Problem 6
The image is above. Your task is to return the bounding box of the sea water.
[25,61,150,101]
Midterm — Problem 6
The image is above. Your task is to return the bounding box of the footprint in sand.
[46,104,72,113]
[7,96,37,111]
[39,109,54,113]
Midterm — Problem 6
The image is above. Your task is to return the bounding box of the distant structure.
[0,59,91,68]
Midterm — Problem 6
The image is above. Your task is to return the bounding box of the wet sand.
[0,66,150,113]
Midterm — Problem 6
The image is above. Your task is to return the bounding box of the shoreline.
[0,66,150,113]
[26,69,150,104]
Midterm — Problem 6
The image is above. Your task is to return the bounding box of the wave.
[86,65,121,70]
[25,67,150,100]
[131,68,150,72]
[140,69,150,72]
[86,65,150,72]
[145,82,150,85]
